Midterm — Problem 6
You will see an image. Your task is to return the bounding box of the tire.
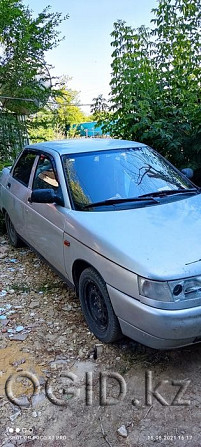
[5,213,24,248]
[79,267,122,343]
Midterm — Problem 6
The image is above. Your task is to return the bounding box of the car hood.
[65,194,201,280]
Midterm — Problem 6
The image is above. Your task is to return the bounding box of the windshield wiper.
[79,188,200,209]
[81,196,159,209]
[138,188,199,199]
[80,188,199,210]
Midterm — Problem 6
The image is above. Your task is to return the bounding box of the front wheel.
[79,267,122,343]
[5,213,24,248]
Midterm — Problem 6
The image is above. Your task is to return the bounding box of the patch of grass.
[12,284,31,293]
[36,281,64,293]
[11,281,64,294]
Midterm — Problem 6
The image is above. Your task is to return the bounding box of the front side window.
[13,151,36,187]
[33,155,59,191]
[62,146,196,211]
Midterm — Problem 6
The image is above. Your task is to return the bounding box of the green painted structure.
[72,121,108,137]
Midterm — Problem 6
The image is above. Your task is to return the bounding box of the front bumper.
[107,285,201,349]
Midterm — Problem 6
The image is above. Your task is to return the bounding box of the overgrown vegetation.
[28,78,90,143]
[98,0,201,169]
[0,0,68,162]
[0,112,28,162]
[0,0,68,115]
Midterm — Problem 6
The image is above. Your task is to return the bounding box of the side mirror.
[28,189,64,206]
[181,168,194,179]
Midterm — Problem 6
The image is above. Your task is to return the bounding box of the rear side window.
[13,151,36,187]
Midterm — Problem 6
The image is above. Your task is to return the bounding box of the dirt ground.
[1,226,201,447]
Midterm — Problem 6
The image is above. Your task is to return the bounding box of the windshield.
[62,146,195,211]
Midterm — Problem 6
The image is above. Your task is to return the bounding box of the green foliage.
[0,0,68,114]
[90,94,109,121]
[27,109,61,142]
[28,80,88,143]
[56,84,87,130]
[0,111,28,161]
[0,159,13,171]
[102,0,201,168]
[0,0,68,160]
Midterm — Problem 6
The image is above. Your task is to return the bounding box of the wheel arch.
[72,259,102,296]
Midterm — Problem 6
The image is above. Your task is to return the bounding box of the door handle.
[7,182,11,189]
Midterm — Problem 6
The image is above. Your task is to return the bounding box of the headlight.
[138,275,201,303]
[169,276,201,301]
[138,277,173,302]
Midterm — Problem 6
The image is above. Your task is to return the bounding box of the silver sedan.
[1,138,201,349]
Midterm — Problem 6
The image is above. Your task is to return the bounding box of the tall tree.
[90,94,108,121]
[0,0,68,114]
[151,0,201,165]
[102,0,201,168]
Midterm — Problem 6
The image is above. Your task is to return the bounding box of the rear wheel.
[79,267,122,343]
[5,213,24,248]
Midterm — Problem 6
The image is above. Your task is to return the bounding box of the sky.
[25,0,157,113]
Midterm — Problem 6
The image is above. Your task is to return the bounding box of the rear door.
[4,150,37,238]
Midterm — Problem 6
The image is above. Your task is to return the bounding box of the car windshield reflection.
[62,147,196,211]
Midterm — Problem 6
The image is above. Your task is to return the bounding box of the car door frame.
[25,147,71,277]
[3,149,39,239]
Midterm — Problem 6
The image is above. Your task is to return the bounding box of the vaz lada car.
[0,138,201,349]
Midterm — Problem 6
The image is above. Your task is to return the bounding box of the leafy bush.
[101,0,201,169]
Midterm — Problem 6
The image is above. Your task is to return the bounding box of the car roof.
[27,138,146,155]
